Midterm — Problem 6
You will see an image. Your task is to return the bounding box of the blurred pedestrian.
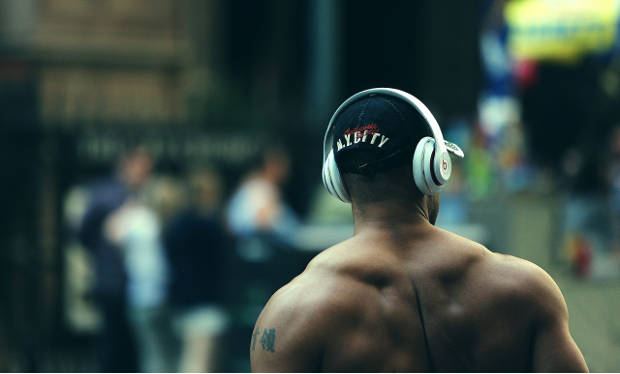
[78,146,152,372]
[226,147,299,259]
[163,169,230,372]
[225,148,301,368]
[105,176,179,373]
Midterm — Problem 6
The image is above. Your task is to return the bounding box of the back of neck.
[352,199,432,235]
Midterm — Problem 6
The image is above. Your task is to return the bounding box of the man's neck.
[352,199,433,235]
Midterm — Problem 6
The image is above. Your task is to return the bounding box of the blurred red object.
[573,236,592,279]
[515,59,538,89]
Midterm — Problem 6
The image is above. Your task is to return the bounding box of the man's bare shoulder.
[250,248,376,371]
[432,227,565,312]
[255,243,380,328]
[462,243,567,318]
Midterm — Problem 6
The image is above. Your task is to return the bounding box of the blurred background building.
[0,0,618,371]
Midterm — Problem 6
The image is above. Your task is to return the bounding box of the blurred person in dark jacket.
[78,147,152,372]
[163,168,230,372]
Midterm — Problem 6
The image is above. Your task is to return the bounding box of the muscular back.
[251,225,587,372]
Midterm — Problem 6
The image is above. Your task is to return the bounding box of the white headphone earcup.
[323,151,350,203]
[413,137,444,195]
[422,140,442,195]
[434,150,452,185]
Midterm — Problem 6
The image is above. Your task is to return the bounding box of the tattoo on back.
[251,327,276,353]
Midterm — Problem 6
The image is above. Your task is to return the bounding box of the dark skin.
[251,165,588,372]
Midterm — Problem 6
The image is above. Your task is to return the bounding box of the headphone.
[322,88,460,203]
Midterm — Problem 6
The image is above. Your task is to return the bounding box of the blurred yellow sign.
[505,0,620,62]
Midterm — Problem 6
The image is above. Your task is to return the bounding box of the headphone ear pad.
[322,152,336,197]
[322,156,331,194]
[413,137,442,195]
[323,151,350,203]
[413,137,431,195]
[422,140,442,195]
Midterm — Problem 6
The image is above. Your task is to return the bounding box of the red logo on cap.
[442,159,448,171]
[343,123,379,136]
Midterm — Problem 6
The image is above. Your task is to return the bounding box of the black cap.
[331,94,432,174]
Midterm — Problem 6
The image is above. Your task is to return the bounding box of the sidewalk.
[554,273,620,372]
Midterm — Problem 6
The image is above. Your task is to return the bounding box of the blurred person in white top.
[106,177,180,373]
[226,148,299,253]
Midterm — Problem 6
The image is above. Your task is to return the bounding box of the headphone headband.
[323,88,448,165]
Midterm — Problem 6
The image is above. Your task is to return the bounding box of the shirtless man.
[250,88,588,372]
